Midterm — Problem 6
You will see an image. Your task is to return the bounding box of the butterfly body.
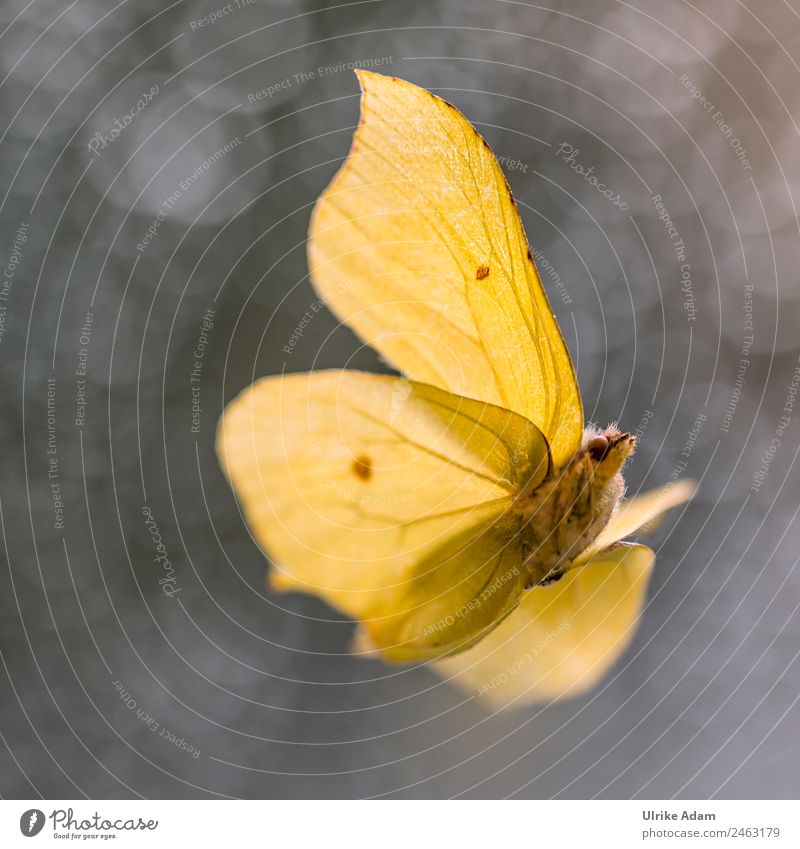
[516,427,636,586]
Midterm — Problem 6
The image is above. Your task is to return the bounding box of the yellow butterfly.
[217,71,693,706]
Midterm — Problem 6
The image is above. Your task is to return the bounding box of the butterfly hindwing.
[435,542,655,706]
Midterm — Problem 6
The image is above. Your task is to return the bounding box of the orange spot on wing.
[352,454,372,480]
[476,264,490,280]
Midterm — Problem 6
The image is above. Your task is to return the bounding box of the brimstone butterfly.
[217,71,693,706]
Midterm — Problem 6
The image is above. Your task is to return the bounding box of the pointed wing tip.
[354,68,400,92]
[353,67,370,91]
[354,70,438,104]
[353,67,377,83]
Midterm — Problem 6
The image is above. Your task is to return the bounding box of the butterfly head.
[583,425,636,491]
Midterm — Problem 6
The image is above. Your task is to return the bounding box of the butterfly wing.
[434,543,655,706]
[351,513,532,661]
[216,370,549,659]
[309,70,583,468]
[588,479,695,554]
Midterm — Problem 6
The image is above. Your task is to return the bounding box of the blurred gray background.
[1,0,799,799]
